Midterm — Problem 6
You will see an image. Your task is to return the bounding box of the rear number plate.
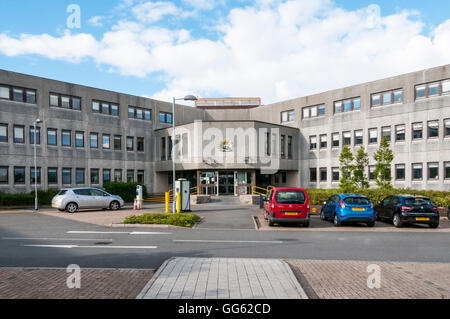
[352,208,365,211]
[416,217,430,221]
[284,213,299,216]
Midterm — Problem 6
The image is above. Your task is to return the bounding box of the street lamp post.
[172,95,197,213]
[34,119,42,211]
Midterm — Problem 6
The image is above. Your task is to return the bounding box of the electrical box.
[136,185,144,209]
[175,179,190,212]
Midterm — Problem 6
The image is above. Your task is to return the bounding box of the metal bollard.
[165,192,169,213]
[177,192,181,214]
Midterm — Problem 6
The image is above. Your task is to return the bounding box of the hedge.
[0,189,60,206]
[124,213,200,228]
[103,182,147,203]
[306,188,450,207]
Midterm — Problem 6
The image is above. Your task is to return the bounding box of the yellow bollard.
[165,192,169,213]
[177,192,181,214]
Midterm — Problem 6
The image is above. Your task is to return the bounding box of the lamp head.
[183,95,197,101]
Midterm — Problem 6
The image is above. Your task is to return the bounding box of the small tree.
[339,145,356,192]
[353,146,369,189]
[373,137,394,189]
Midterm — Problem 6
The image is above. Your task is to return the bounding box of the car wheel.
[367,221,375,227]
[303,221,310,228]
[429,223,439,229]
[110,201,120,211]
[65,202,78,214]
[375,213,381,221]
[333,214,341,226]
[320,210,326,221]
[393,213,403,228]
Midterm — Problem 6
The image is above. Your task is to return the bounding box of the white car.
[51,188,125,213]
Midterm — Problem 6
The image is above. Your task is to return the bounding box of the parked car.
[51,188,125,213]
[374,195,440,228]
[320,194,376,227]
[263,188,310,227]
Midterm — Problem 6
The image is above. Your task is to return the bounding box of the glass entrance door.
[219,171,235,195]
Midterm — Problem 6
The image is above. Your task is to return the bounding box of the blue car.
[320,194,376,227]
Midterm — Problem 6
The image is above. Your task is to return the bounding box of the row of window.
[288,78,450,122]
[50,93,81,110]
[310,162,450,183]
[0,124,145,151]
[128,106,152,121]
[0,84,36,104]
[309,119,450,150]
[0,167,145,185]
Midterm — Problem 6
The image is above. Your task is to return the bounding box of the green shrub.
[306,188,450,207]
[124,213,200,228]
[103,182,147,202]
[0,189,60,206]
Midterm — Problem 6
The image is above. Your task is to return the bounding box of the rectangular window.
[302,105,324,119]
[168,137,173,160]
[415,79,450,100]
[29,126,40,145]
[428,163,439,180]
[281,135,286,157]
[103,169,111,184]
[412,163,423,180]
[343,100,352,112]
[371,94,381,107]
[48,168,58,184]
[395,125,405,141]
[166,113,172,124]
[428,83,439,96]
[320,134,327,149]
[301,108,309,119]
[0,86,10,99]
[282,110,295,122]
[332,167,339,182]
[102,134,110,149]
[415,85,426,99]
[382,92,392,105]
[14,167,25,184]
[354,130,363,145]
[287,136,293,158]
[13,125,24,144]
[75,132,84,148]
[127,170,135,183]
[0,124,7,142]
[50,94,59,107]
[76,168,85,184]
[144,110,151,121]
[310,168,317,183]
[369,128,378,144]
[90,133,98,148]
[72,97,81,110]
[92,100,119,115]
[320,168,327,182]
[47,129,57,146]
[412,122,423,140]
[446,119,450,137]
[428,120,439,139]
[111,104,119,116]
[92,101,100,113]
[62,130,71,147]
[114,169,122,182]
[393,90,403,103]
[343,131,351,146]
[126,137,134,151]
[137,170,145,183]
[266,132,271,156]
[443,80,450,95]
[332,133,339,147]
[136,109,143,120]
[335,97,361,113]
[369,166,375,181]
[114,135,121,150]
[334,101,342,113]
[0,166,8,184]
[26,90,36,104]
[128,107,135,118]
[395,164,405,180]
[372,89,402,107]
[30,167,41,184]
[161,137,166,160]
[310,107,317,117]
[381,126,391,142]
[137,137,144,152]
[62,168,72,185]
[50,93,81,110]
[0,85,35,103]
[445,162,450,179]
[309,136,317,150]
[102,102,110,114]
[61,96,70,109]
[353,98,361,110]
[91,169,99,184]
[160,112,173,123]
[13,88,24,102]
[318,105,326,115]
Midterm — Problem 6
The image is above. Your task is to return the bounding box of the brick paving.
[0,268,154,299]
[287,260,450,299]
[138,258,308,299]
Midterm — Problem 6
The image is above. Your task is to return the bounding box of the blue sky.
[0,0,449,103]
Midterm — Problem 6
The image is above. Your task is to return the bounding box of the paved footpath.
[138,258,308,299]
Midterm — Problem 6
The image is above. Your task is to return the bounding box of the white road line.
[2,237,113,242]
[23,245,157,249]
[172,240,284,244]
[67,231,171,235]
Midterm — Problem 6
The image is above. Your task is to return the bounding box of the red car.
[263,188,310,227]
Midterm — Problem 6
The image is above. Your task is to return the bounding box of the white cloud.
[0,0,449,103]
[88,16,104,27]
[181,0,224,11]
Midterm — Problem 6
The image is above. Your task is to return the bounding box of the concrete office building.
[0,64,449,195]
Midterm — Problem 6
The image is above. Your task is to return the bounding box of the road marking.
[67,231,171,235]
[173,240,284,244]
[23,245,157,249]
[2,237,113,242]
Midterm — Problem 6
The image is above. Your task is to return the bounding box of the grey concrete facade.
[0,65,449,194]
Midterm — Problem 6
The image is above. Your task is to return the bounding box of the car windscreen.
[275,191,306,204]
[343,197,371,206]
[57,190,67,196]
[405,198,433,206]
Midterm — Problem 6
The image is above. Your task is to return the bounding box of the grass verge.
[123,213,201,228]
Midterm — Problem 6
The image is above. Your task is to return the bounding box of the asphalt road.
[0,211,449,269]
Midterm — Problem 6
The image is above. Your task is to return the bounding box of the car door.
[388,197,400,220]
[90,189,109,208]
[377,196,390,219]
[73,189,91,208]
[324,196,335,218]
[264,190,273,215]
